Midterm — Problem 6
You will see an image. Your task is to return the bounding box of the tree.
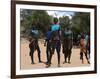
[20,9,52,38]
[32,10,52,35]
[71,12,90,35]
[59,16,70,31]
[20,9,34,37]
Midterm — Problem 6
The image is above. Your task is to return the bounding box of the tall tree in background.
[20,9,34,37]
[20,9,52,38]
[71,12,90,35]
[59,16,70,31]
[20,10,90,38]
[32,10,52,36]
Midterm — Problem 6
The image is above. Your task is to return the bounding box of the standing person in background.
[29,23,42,64]
[79,34,90,64]
[62,27,73,64]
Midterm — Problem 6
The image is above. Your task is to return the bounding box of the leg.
[30,49,35,64]
[80,52,83,64]
[68,49,72,64]
[68,40,73,63]
[36,44,42,63]
[88,49,90,59]
[29,41,35,64]
[88,46,90,59]
[84,50,90,64]
[56,42,61,67]
[63,43,67,64]
[46,45,55,68]
[63,49,67,64]
[56,48,60,67]
[46,42,51,64]
[46,43,49,63]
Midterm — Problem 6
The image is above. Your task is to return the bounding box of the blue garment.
[31,26,39,38]
[46,31,52,40]
[64,30,72,39]
[64,31,71,35]
[32,30,39,35]
[51,24,60,31]
[85,35,89,44]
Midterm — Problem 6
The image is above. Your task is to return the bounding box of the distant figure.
[80,34,90,64]
[46,17,61,67]
[62,27,73,64]
[29,24,42,64]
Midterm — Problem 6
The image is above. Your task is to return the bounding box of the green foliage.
[32,10,52,34]
[20,9,90,39]
[59,16,70,31]
[20,9,33,37]
[71,12,90,35]
[20,9,52,38]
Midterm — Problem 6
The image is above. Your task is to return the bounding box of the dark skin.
[29,38,42,64]
[62,29,73,64]
[79,36,90,64]
[62,38,72,64]
[46,18,61,67]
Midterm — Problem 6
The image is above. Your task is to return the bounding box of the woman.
[80,34,90,64]
[46,18,61,67]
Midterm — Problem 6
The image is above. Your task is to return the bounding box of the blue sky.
[47,10,75,19]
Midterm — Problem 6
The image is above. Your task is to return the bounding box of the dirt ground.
[20,38,90,70]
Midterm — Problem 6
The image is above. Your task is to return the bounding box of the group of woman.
[29,17,90,68]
